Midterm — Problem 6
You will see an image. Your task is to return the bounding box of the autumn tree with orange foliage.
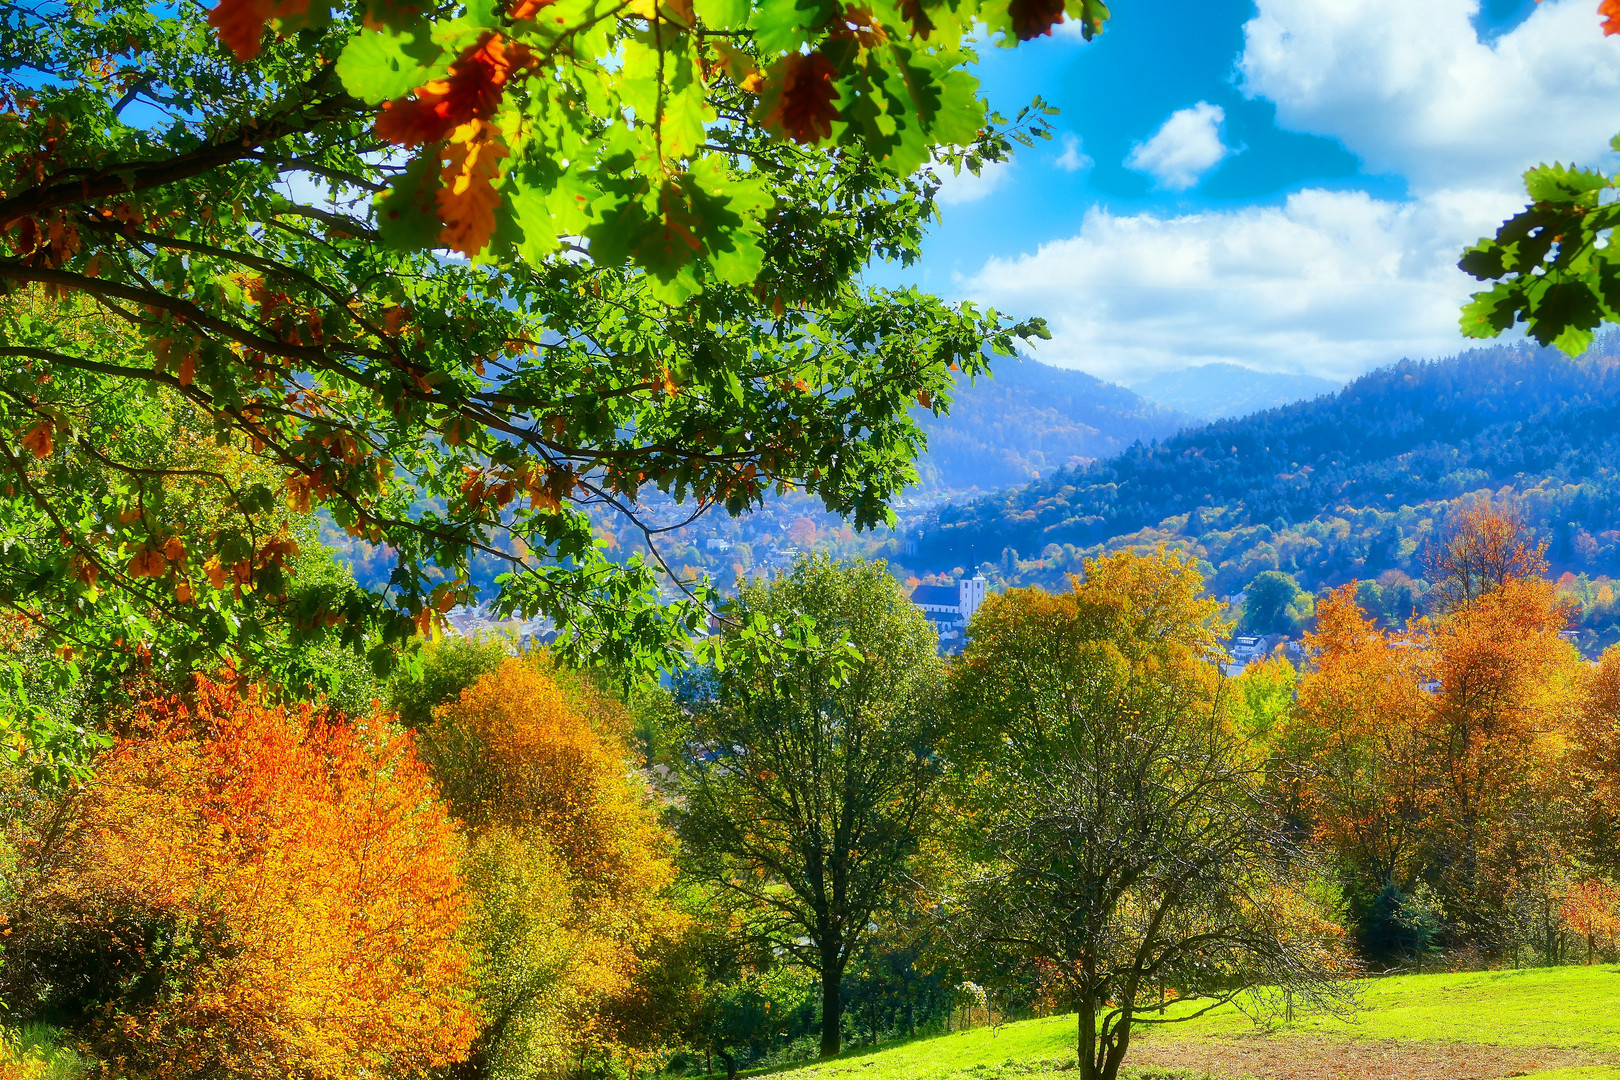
[1290,505,1584,961]
[424,655,684,1080]
[1424,503,1550,614]
[1284,587,1436,907]
[0,676,475,1080]
[1570,648,1620,877]
[1562,880,1619,965]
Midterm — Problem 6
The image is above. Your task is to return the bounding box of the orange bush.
[5,676,476,1080]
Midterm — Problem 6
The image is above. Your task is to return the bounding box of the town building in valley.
[910,576,989,653]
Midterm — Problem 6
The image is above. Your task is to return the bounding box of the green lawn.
[755,965,1620,1080]
[1162,963,1620,1047]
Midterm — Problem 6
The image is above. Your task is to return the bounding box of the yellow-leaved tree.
[423,656,684,1080]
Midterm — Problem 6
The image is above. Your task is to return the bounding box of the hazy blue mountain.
[914,359,1198,493]
[1128,363,1342,420]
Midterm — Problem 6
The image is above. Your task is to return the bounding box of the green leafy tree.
[943,551,1350,1080]
[1241,570,1308,635]
[674,555,945,1058]
[0,0,1069,689]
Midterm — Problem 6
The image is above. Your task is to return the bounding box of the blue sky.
[871,0,1620,384]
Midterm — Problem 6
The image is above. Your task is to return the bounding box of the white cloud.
[1055,133,1093,173]
[1125,102,1231,190]
[964,188,1498,382]
[1240,0,1620,194]
[953,0,1620,382]
[929,159,1012,205]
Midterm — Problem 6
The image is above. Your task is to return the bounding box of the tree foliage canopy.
[943,550,1349,1080]
[0,0,1057,693]
[674,555,946,1057]
[0,677,475,1080]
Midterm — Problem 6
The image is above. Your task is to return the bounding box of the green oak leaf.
[376,153,443,251]
[336,21,448,104]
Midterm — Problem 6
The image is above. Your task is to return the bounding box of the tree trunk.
[1101,1014,1132,1080]
[1078,997,1098,1080]
[820,959,844,1058]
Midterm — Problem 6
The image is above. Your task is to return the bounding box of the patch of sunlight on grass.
[1151,964,1620,1049]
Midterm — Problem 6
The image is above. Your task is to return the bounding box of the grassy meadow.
[750,966,1620,1080]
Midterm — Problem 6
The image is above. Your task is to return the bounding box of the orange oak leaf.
[1603,0,1620,33]
[437,120,510,258]
[375,34,534,147]
[205,556,227,590]
[756,51,840,145]
[1007,0,1065,39]
[19,420,53,458]
[509,0,555,17]
[207,0,312,62]
[128,547,168,578]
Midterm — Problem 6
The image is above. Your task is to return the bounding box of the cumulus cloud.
[954,0,1620,381]
[1055,133,1093,173]
[1240,0,1620,194]
[964,188,1500,382]
[929,158,1012,205]
[1124,102,1231,190]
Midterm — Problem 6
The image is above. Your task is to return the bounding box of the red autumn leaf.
[757,51,841,145]
[1007,0,1065,40]
[207,0,311,62]
[1603,0,1620,34]
[437,120,510,257]
[375,34,533,147]
[20,420,54,458]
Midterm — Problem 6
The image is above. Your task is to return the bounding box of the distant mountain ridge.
[913,359,1197,493]
[908,338,1620,598]
[1127,363,1342,420]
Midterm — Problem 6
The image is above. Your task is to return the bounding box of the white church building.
[909,576,988,652]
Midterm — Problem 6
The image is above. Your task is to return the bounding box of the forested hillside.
[910,338,1620,605]
[912,360,1195,491]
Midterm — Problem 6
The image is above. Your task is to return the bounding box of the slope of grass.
[1159,964,1620,1047]
[755,965,1620,1080]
